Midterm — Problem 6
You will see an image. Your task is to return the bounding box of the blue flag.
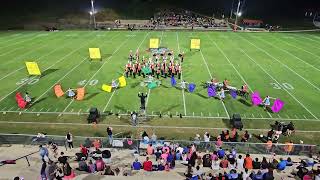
[171,76,176,86]
[207,86,216,97]
[188,83,196,93]
[230,89,237,99]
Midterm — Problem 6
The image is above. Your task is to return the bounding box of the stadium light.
[237,12,242,17]
[234,0,241,30]
[90,0,97,29]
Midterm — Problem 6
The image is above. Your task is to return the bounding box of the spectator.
[277,158,287,171]
[46,160,57,180]
[194,134,201,145]
[176,150,182,160]
[242,168,250,180]
[204,132,210,149]
[261,157,269,169]
[143,157,153,171]
[228,169,239,180]
[77,158,88,172]
[65,132,73,149]
[220,157,229,169]
[236,155,244,170]
[215,136,223,148]
[194,165,203,178]
[132,158,142,170]
[39,145,49,161]
[241,130,250,142]
[40,159,47,180]
[253,158,261,169]
[305,154,315,167]
[217,147,225,159]
[202,153,212,168]
[263,168,274,180]
[211,158,220,170]
[102,149,111,164]
[188,151,197,167]
[54,167,64,180]
[147,144,154,155]
[63,162,72,176]
[103,165,115,175]
[107,127,113,146]
[151,133,157,143]
[155,149,162,161]
[286,157,293,166]
[96,158,105,171]
[244,154,253,169]
[88,160,96,173]
[184,164,194,179]
[211,151,218,161]
[58,152,68,164]
[227,153,236,169]
[252,170,263,180]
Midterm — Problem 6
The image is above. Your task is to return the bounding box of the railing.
[0,134,317,156]
[0,151,38,167]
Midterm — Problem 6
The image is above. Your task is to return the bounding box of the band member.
[132,64,137,78]
[156,67,161,79]
[177,64,182,79]
[125,66,129,78]
[219,89,226,101]
[138,92,148,110]
[263,96,275,110]
[240,84,249,99]
[137,62,142,76]
[150,62,155,76]
[171,64,176,77]
[135,49,139,61]
[223,79,229,89]
[129,50,133,62]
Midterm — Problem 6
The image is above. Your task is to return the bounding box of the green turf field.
[0,30,319,120]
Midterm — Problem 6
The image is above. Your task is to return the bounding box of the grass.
[0,30,319,144]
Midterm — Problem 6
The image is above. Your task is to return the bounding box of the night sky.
[0,0,319,21]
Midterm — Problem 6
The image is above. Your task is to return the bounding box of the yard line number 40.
[270,82,294,90]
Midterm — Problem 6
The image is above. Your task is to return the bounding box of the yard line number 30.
[270,83,294,90]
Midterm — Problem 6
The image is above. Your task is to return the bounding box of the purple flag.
[271,98,284,113]
[188,83,196,93]
[251,92,262,106]
[230,89,237,99]
[208,86,216,97]
[171,76,176,86]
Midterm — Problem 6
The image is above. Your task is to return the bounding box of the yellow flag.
[25,62,41,76]
[149,38,159,49]
[118,76,126,87]
[102,84,112,92]
[190,39,201,50]
[89,48,101,60]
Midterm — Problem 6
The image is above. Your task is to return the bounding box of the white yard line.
[239,49,319,119]
[0,33,36,45]
[265,36,320,72]
[0,33,40,49]
[0,34,77,81]
[292,35,320,48]
[238,35,320,91]
[61,34,129,113]
[176,32,187,116]
[0,32,110,104]
[206,34,272,118]
[199,47,230,119]
[103,32,150,112]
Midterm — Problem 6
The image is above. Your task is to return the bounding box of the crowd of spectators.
[149,10,228,28]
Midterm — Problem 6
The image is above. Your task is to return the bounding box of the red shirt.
[143,160,152,171]
[244,157,253,169]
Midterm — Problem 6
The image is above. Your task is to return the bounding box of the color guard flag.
[149,38,159,49]
[102,84,112,92]
[271,98,285,113]
[230,89,237,99]
[190,39,201,50]
[148,82,157,89]
[188,83,196,93]
[89,48,101,60]
[118,76,127,87]
[251,92,262,106]
[208,86,216,97]
[142,67,151,74]
[25,62,41,76]
[171,76,177,86]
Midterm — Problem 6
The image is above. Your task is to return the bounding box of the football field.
[0,30,319,123]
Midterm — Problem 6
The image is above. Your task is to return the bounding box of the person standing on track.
[138,92,148,111]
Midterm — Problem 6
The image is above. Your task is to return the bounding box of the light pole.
[91,0,96,29]
[234,0,241,30]
[230,0,235,19]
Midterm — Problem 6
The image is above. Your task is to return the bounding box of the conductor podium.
[87,107,100,123]
[230,113,243,130]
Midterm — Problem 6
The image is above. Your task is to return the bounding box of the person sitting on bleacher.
[132,158,142,170]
